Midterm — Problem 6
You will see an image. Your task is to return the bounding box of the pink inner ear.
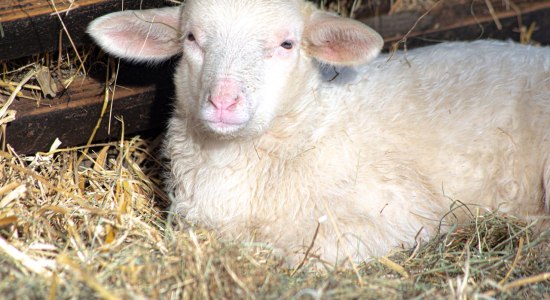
[309,30,373,63]
[304,14,383,66]
[107,28,178,58]
[89,7,182,61]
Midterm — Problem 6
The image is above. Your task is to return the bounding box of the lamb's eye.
[187,33,196,42]
[280,40,293,50]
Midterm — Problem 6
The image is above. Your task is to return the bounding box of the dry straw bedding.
[1,0,549,299]
[0,139,548,299]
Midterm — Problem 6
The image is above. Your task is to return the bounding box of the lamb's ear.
[87,6,182,62]
[303,12,383,66]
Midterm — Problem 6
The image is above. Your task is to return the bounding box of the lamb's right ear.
[87,6,182,62]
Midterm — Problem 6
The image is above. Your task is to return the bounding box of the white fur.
[88,0,550,266]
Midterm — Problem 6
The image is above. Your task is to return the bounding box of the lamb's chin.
[209,124,273,142]
[205,121,248,137]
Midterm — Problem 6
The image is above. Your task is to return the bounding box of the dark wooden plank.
[394,6,550,49]
[362,2,550,47]
[0,0,166,61]
[4,63,174,154]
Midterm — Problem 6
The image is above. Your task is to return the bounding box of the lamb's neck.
[253,97,332,159]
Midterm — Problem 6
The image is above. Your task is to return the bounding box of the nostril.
[226,95,240,111]
[208,94,219,109]
[227,102,238,111]
[209,93,241,111]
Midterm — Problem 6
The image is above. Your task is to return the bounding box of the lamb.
[87,0,550,267]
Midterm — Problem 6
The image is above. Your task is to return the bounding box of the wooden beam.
[394,7,550,49]
[0,0,166,61]
[359,2,550,47]
[4,63,174,154]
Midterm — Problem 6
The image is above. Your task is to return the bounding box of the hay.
[1,0,549,299]
[0,143,548,299]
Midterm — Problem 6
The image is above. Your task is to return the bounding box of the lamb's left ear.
[87,6,182,62]
[303,12,383,66]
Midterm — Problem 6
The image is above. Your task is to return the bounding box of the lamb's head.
[87,0,383,138]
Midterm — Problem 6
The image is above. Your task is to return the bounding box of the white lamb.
[88,0,550,267]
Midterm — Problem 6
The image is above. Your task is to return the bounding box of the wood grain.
[0,0,166,61]
[360,1,550,46]
[4,63,175,154]
[0,0,104,22]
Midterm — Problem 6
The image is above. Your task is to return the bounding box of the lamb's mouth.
[203,119,249,135]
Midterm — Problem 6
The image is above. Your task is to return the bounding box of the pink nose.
[209,94,239,111]
[209,78,242,112]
